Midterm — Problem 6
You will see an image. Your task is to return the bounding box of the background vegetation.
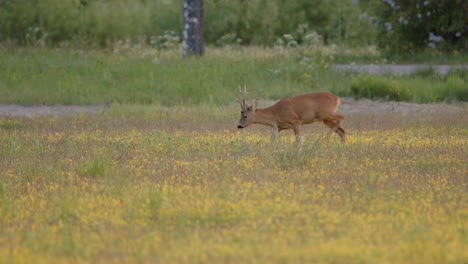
[0,0,371,47]
[0,0,466,56]
[1,48,466,105]
[1,0,466,106]
[361,0,468,56]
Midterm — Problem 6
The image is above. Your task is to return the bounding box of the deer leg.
[333,115,346,142]
[292,123,303,144]
[271,124,280,141]
[323,119,346,142]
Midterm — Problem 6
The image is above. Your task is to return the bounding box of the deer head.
[236,86,258,129]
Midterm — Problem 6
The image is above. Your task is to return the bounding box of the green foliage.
[1,48,466,106]
[1,0,466,59]
[347,70,468,103]
[362,0,467,56]
[0,0,178,47]
[441,76,468,102]
[0,0,371,47]
[0,118,30,131]
[408,68,468,102]
[205,0,360,45]
[0,48,350,105]
[76,156,108,178]
[350,75,412,101]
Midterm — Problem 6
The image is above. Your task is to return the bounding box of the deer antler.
[236,85,249,110]
[239,85,248,97]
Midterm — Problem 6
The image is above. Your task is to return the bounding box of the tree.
[361,0,467,56]
[182,0,204,57]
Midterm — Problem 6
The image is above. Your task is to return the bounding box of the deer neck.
[254,108,276,127]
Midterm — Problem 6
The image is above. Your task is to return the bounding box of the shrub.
[361,0,467,56]
[350,75,412,101]
[0,0,371,47]
[441,76,468,102]
[408,67,438,79]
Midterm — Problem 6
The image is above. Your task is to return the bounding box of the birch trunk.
[182,0,204,57]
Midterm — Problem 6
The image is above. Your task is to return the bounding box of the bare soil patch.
[0,104,103,117]
[339,98,466,114]
[0,99,466,118]
[332,64,468,75]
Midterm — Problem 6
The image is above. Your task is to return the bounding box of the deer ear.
[252,99,258,111]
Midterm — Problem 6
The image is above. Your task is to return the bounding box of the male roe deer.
[237,88,346,142]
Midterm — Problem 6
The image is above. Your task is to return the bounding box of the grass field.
[1,47,466,105]
[1,105,467,263]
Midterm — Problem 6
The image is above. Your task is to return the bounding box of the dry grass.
[0,105,467,263]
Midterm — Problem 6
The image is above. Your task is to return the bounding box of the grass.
[0,105,467,263]
[335,69,468,103]
[1,47,466,106]
[0,47,348,105]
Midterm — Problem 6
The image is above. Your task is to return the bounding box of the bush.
[350,75,412,101]
[409,74,467,103]
[348,70,468,103]
[0,0,372,47]
[441,76,468,102]
[361,0,468,56]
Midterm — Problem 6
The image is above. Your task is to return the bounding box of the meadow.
[0,104,467,263]
[1,47,467,106]
[1,0,467,261]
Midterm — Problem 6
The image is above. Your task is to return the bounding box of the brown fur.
[238,92,346,142]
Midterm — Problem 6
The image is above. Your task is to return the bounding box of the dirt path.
[339,98,466,114]
[332,64,468,75]
[0,99,466,118]
[0,105,103,117]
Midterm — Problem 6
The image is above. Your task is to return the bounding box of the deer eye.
[243,115,247,119]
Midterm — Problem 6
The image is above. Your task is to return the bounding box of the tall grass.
[1,48,466,106]
[0,107,466,263]
[344,69,467,103]
[0,47,352,105]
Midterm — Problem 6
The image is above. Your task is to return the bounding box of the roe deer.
[237,88,346,142]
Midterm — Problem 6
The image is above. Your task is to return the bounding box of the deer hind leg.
[323,116,346,142]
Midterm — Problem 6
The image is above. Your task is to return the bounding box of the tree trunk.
[182,0,204,57]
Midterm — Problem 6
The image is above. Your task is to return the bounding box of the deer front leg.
[271,124,280,141]
[292,123,302,144]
